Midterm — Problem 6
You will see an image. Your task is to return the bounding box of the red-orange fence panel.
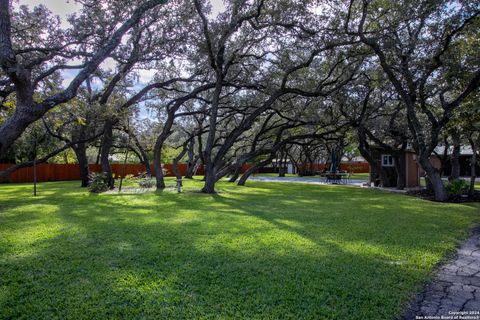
[0,163,203,183]
[339,162,370,173]
[0,162,370,183]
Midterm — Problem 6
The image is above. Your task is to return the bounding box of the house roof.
[433,146,474,156]
[341,156,366,162]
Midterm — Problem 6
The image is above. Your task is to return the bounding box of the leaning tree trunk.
[450,132,461,180]
[172,144,188,186]
[0,95,37,157]
[437,137,450,176]
[133,136,151,176]
[418,154,448,201]
[394,153,406,190]
[95,146,101,164]
[153,136,166,190]
[185,159,198,179]
[73,143,89,187]
[185,139,198,179]
[238,157,273,186]
[100,119,115,189]
[185,159,199,179]
[228,165,242,183]
[141,153,151,177]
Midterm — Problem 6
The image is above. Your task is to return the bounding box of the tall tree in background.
[0,0,167,156]
[344,0,480,200]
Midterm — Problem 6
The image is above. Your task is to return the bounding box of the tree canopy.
[1,0,479,200]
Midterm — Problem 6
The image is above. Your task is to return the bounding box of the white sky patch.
[308,4,325,16]
[61,69,78,88]
[17,0,209,116]
[19,0,227,21]
[99,58,117,71]
[17,0,81,27]
[136,69,157,84]
[209,0,226,19]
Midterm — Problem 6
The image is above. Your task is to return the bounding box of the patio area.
[249,175,368,186]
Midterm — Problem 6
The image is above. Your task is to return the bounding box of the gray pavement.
[248,175,367,187]
[403,227,480,319]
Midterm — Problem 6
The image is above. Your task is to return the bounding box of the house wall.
[408,153,478,183]
[440,156,480,176]
[405,152,420,188]
[414,153,479,179]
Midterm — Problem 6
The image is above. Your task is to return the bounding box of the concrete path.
[403,227,480,319]
[248,175,368,187]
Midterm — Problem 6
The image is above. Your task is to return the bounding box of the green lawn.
[0,180,479,319]
[350,173,369,180]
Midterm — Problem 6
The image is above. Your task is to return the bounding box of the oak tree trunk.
[202,162,216,193]
[394,154,406,190]
[228,165,241,183]
[100,119,115,189]
[238,157,273,186]
[73,143,89,187]
[185,139,198,179]
[450,132,461,180]
[153,136,166,190]
[418,155,448,201]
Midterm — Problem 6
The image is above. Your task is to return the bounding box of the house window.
[381,154,394,167]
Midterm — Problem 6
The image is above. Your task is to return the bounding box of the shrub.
[88,172,109,193]
[138,178,156,188]
[445,179,468,197]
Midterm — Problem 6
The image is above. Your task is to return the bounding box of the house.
[427,146,479,177]
[369,145,478,188]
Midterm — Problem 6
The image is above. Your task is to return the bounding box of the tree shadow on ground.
[0,181,478,319]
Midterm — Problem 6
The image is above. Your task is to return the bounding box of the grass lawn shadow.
[0,180,478,319]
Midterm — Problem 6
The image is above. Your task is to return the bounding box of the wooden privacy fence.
[0,163,194,183]
[0,162,368,183]
[339,162,370,173]
[0,163,252,183]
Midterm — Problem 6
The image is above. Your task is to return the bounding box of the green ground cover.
[0,179,478,319]
[419,177,480,190]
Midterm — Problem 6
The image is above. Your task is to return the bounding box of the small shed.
[369,148,420,188]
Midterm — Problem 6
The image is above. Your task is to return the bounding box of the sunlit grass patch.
[0,179,478,319]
